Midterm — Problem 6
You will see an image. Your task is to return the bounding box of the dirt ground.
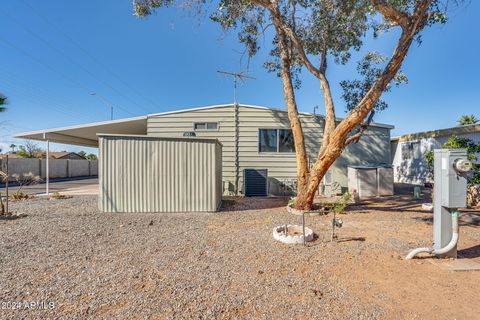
[328,194,480,320]
[1,186,479,319]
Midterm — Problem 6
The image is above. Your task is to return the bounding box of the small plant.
[11,191,30,200]
[331,192,351,241]
[288,197,296,207]
[264,215,272,225]
[332,192,352,215]
[9,172,41,201]
[49,191,71,200]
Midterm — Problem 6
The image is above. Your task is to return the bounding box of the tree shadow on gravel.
[413,214,479,228]
[0,213,28,221]
[305,235,366,247]
[220,196,289,212]
[347,183,433,214]
[336,236,366,243]
[458,244,480,259]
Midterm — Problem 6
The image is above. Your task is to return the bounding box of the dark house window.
[194,122,218,130]
[259,129,295,153]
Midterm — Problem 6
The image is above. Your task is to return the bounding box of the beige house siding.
[236,106,323,194]
[147,104,392,196]
[332,126,392,192]
[147,105,236,192]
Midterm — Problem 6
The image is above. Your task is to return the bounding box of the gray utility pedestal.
[433,149,470,258]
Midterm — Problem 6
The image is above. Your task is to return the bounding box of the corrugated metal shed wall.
[99,135,222,213]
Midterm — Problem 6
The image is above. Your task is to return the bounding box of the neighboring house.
[391,124,480,184]
[48,151,85,160]
[15,104,394,196]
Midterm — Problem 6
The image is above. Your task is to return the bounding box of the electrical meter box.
[434,149,469,208]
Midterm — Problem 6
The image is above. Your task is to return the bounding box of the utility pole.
[90,92,114,120]
[217,70,256,105]
[43,133,50,196]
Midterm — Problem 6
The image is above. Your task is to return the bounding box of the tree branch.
[330,0,432,151]
[373,0,411,29]
[318,52,336,142]
[344,121,369,146]
[249,0,272,8]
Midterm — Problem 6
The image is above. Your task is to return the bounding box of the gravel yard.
[1,194,479,319]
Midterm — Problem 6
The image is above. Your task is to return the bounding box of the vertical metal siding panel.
[215,142,222,210]
[207,142,212,211]
[98,138,103,211]
[173,140,178,212]
[161,141,166,212]
[199,142,204,211]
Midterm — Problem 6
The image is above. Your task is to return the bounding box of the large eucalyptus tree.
[134,0,453,209]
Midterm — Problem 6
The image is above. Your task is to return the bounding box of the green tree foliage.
[425,135,480,184]
[0,94,7,113]
[340,52,408,112]
[86,153,98,160]
[78,151,87,159]
[458,115,478,126]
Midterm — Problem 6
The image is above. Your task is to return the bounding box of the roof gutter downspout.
[234,103,240,195]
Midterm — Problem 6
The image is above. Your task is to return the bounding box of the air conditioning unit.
[347,166,394,199]
[244,169,268,197]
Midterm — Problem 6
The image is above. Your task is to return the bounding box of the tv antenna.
[217,70,256,105]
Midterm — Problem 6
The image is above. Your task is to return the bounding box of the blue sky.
[0,0,479,154]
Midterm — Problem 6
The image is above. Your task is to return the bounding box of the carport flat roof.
[15,103,394,147]
[15,116,147,147]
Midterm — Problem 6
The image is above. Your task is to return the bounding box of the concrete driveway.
[0,178,98,196]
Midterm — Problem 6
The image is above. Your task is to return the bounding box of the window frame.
[193,122,219,131]
[258,128,295,154]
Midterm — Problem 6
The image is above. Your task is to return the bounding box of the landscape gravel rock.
[0,196,382,319]
[1,194,478,319]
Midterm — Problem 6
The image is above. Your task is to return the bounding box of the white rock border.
[273,224,314,244]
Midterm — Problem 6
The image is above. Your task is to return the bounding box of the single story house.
[49,151,86,160]
[16,103,393,197]
[391,123,480,184]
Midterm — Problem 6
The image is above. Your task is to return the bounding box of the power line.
[0,10,151,115]
[19,0,161,112]
[0,35,101,112]
[0,68,105,121]
[0,79,97,122]
[0,38,134,120]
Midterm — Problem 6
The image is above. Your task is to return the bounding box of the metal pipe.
[432,211,459,255]
[302,212,306,246]
[406,211,459,260]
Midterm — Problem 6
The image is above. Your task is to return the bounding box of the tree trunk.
[272,12,309,194]
[295,24,421,210]
[264,0,430,210]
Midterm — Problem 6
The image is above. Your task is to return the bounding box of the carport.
[15,116,147,196]
[15,117,223,212]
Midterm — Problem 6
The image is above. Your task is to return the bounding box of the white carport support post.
[43,133,50,196]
